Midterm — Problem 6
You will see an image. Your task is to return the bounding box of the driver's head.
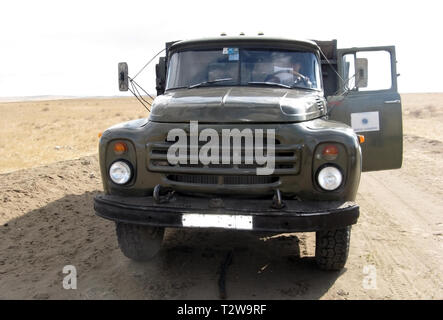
[292,61,302,73]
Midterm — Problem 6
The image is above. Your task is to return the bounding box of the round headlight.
[109,161,132,185]
[317,166,342,191]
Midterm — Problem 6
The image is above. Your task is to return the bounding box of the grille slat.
[167,174,279,185]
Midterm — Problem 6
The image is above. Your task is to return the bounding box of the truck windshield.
[166,48,322,90]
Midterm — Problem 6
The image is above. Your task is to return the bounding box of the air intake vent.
[315,97,325,111]
[167,174,279,185]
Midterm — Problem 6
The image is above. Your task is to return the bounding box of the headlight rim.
[316,164,344,191]
[109,159,133,185]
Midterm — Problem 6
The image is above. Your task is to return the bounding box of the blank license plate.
[182,213,253,230]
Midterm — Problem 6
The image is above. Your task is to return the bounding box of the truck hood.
[149,87,325,123]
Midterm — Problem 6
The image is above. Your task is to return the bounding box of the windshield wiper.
[290,85,316,91]
[188,78,233,89]
[248,81,291,89]
[249,81,316,91]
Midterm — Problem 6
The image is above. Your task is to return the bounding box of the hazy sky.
[1,0,441,97]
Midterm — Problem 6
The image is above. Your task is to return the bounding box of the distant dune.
[0,95,130,103]
[0,95,77,103]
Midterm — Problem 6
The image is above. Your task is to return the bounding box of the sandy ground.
[0,94,442,299]
[0,97,146,174]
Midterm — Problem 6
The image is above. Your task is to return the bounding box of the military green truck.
[94,36,402,270]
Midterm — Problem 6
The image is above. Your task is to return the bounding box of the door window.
[342,50,392,91]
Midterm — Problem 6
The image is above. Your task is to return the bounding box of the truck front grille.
[146,136,302,176]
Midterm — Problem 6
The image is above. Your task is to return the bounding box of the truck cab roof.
[168,36,320,52]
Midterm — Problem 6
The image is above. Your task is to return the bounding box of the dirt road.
[0,94,442,299]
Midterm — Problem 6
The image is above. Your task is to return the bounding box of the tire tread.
[116,223,164,261]
[315,226,351,271]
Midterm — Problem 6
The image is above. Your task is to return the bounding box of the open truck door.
[328,46,403,172]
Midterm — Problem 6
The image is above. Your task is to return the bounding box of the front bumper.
[94,193,359,232]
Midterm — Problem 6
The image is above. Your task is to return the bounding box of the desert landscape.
[0,93,442,299]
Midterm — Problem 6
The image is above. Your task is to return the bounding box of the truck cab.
[94,36,402,270]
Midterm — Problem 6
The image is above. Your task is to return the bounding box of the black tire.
[116,222,164,262]
[315,226,351,271]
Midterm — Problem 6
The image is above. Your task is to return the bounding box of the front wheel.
[315,226,351,271]
[116,222,164,261]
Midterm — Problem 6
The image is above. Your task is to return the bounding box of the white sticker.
[351,111,380,132]
[274,66,293,72]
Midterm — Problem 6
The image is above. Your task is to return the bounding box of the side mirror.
[355,58,368,88]
[118,62,129,91]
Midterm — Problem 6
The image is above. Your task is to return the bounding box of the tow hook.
[272,189,285,209]
[153,185,175,204]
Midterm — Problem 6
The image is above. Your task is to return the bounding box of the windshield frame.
[165,45,323,92]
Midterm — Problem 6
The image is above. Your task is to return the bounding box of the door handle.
[384,100,400,104]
